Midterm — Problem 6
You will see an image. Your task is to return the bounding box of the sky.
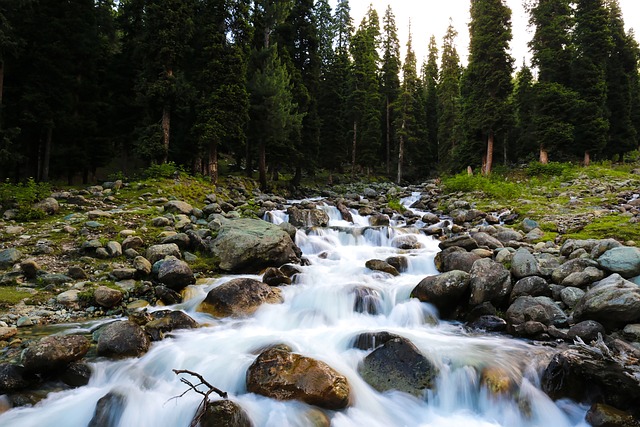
[330,0,640,68]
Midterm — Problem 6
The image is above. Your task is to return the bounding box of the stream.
[0,196,590,427]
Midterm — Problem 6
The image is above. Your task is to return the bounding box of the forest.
[0,0,638,189]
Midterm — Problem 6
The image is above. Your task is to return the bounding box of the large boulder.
[505,296,567,335]
[411,270,470,318]
[573,274,640,326]
[357,337,438,397]
[246,346,350,410]
[144,310,198,341]
[510,248,540,279]
[598,247,640,279]
[470,232,504,250]
[435,247,481,273]
[551,258,600,284]
[468,258,512,307]
[156,257,195,291]
[97,321,150,358]
[88,392,127,427]
[509,276,551,303]
[198,278,283,318]
[561,266,605,288]
[196,399,253,427]
[94,286,124,308]
[365,259,399,276]
[210,218,300,273]
[438,234,479,251]
[33,197,60,215]
[0,363,31,392]
[21,335,90,372]
[287,207,329,228]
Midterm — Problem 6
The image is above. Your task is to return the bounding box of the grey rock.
[161,232,190,249]
[551,258,600,284]
[369,214,390,227]
[155,285,182,305]
[494,229,523,244]
[156,256,195,291]
[164,200,194,215]
[196,399,253,427]
[67,266,89,280]
[560,266,604,288]
[470,232,504,249]
[0,248,22,269]
[88,392,126,427]
[597,246,640,278]
[573,274,640,325]
[88,210,112,219]
[506,296,567,333]
[22,335,90,372]
[33,197,60,215]
[386,256,408,273]
[567,320,606,343]
[262,267,291,286]
[97,321,150,358]
[510,248,540,279]
[287,207,330,228]
[106,241,122,257]
[20,259,40,279]
[469,258,512,306]
[121,235,144,251]
[510,276,551,303]
[524,228,545,242]
[133,256,152,276]
[144,310,198,341]
[411,270,470,318]
[0,363,30,392]
[560,287,585,309]
[521,218,539,233]
[435,247,481,273]
[110,268,136,281]
[146,243,181,264]
[57,290,81,308]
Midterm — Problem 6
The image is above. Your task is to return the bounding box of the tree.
[437,20,463,172]
[511,62,537,161]
[395,29,418,183]
[423,35,439,166]
[462,0,513,174]
[572,0,612,165]
[380,5,401,175]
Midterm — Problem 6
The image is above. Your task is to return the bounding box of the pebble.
[17,316,33,327]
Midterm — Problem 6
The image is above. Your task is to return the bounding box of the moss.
[564,214,640,242]
[387,198,405,212]
[0,287,35,306]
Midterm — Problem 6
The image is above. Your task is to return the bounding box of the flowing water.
[0,198,590,427]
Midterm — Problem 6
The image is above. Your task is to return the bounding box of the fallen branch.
[169,369,228,427]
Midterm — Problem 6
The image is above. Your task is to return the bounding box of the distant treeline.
[0,0,638,187]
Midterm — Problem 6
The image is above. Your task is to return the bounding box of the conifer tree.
[424,35,439,166]
[395,29,418,183]
[511,62,537,160]
[380,5,401,175]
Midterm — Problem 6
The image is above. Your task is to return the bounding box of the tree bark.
[209,142,218,184]
[161,68,174,164]
[351,120,357,180]
[484,130,494,175]
[41,125,52,182]
[259,141,267,191]
[584,151,590,166]
[386,97,391,175]
[539,148,549,164]
[397,120,405,184]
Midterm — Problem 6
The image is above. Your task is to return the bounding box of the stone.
[598,246,640,278]
[196,399,253,427]
[551,258,600,284]
[411,270,470,318]
[161,232,190,249]
[392,234,423,250]
[246,346,350,410]
[468,258,512,307]
[287,207,330,228]
[438,234,479,251]
[435,247,481,273]
[561,266,605,288]
[506,296,567,335]
[33,197,59,215]
[88,210,112,219]
[0,248,21,269]
[351,286,382,314]
[133,256,152,276]
[0,326,17,341]
[560,287,585,309]
[21,335,90,372]
[144,310,198,341]
[386,256,408,273]
[567,320,606,343]
[358,337,437,397]
[97,320,150,358]
[198,278,283,318]
[94,286,123,308]
[369,214,390,227]
[466,315,507,332]
[146,243,181,264]
[110,268,136,281]
[585,403,640,427]
[262,267,291,287]
[106,241,122,257]
[20,259,40,279]
[59,361,92,387]
[155,285,182,305]
[470,232,504,249]
[623,324,640,342]
[521,218,539,233]
[573,274,640,326]
[156,256,195,291]
[210,218,301,273]
[122,235,144,251]
[164,200,194,215]
[68,266,89,280]
[510,276,551,303]
[494,229,523,244]
[365,259,399,276]
[57,289,81,308]
[152,216,172,227]
[351,331,402,351]
[0,363,30,392]
[510,248,540,279]
[88,392,127,427]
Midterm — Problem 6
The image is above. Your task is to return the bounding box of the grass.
[564,214,640,242]
[0,287,35,306]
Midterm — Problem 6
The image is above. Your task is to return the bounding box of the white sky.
[332,0,640,68]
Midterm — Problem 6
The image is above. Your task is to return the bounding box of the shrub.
[524,162,570,178]
[0,178,51,220]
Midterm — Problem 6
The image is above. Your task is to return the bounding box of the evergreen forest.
[0,0,638,189]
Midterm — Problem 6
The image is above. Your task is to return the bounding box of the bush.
[524,162,570,178]
[442,173,520,200]
[0,178,51,220]
[143,162,181,179]
[387,198,405,212]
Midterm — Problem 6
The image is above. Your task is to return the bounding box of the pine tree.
[395,29,418,183]
[511,62,536,160]
[424,35,439,166]
[380,5,401,175]
[462,0,514,174]
[437,20,462,172]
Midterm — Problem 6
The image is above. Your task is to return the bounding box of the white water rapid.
[0,198,590,427]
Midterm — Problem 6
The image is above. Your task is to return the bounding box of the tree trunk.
[0,59,4,116]
[397,135,404,185]
[41,125,52,182]
[584,151,590,166]
[386,97,390,175]
[245,140,252,177]
[484,130,494,175]
[161,68,174,164]
[351,120,357,180]
[209,142,218,184]
[291,164,302,188]
[539,148,549,164]
[259,141,267,191]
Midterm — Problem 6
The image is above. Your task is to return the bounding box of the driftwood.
[171,369,228,427]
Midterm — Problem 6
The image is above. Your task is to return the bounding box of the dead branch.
[169,369,228,427]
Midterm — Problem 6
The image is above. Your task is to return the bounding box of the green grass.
[387,198,405,212]
[0,287,34,306]
[442,173,522,201]
[563,214,640,242]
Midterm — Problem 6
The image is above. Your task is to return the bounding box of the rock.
[623,324,640,342]
[411,271,470,318]
[506,296,567,335]
[585,403,640,427]
[369,214,390,227]
[0,248,21,269]
[561,266,605,288]
[59,361,92,387]
[598,247,640,279]
[198,278,283,318]
[494,228,522,244]
[20,259,40,279]
[510,248,539,279]
[133,256,152,276]
[466,315,507,332]
[560,287,585,309]
[196,399,253,427]
[351,286,382,314]
[110,268,136,281]
[262,267,291,286]
[88,392,127,427]
[468,258,512,307]
[21,335,90,372]
[211,218,300,273]
[164,200,193,215]
[94,286,123,308]
[146,243,181,264]
[156,257,195,291]
[106,241,122,257]
[154,285,181,305]
[246,346,350,410]
[161,232,190,249]
[0,326,17,341]
[551,258,600,284]
[0,363,30,392]
[567,320,606,343]
[481,366,517,395]
[435,247,481,273]
[438,234,479,251]
[386,256,408,273]
[40,273,72,285]
[524,228,545,242]
[57,289,81,308]
[470,232,504,249]
[591,239,623,259]
[358,337,437,397]
[573,274,640,326]
[392,234,423,250]
[510,276,551,303]
[365,259,399,276]
[33,197,60,215]
[122,236,144,251]
[96,321,150,358]
[521,218,539,233]
[68,266,89,280]
[287,207,330,228]
[351,331,402,351]
[144,310,198,341]
[88,210,112,219]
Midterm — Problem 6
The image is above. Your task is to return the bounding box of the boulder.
[351,286,382,315]
[246,346,350,410]
[510,276,551,303]
[287,207,329,228]
[196,399,253,427]
[97,321,150,358]
[164,200,194,215]
[94,286,124,308]
[154,285,182,305]
[573,274,640,326]
[438,234,479,251]
[468,258,512,307]
[144,310,198,341]
[122,236,144,251]
[33,197,60,215]
[262,267,291,287]
[466,315,507,332]
[392,234,423,250]
[0,248,21,269]
[386,256,408,273]
[510,248,539,279]
[351,331,402,351]
[22,335,90,372]
[211,218,300,273]
[59,361,92,387]
[494,229,523,244]
[551,258,600,284]
[560,287,585,309]
[506,296,567,335]
[146,243,181,264]
[369,214,390,227]
[561,266,605,288]
[598,247,640,279]
[0,363,30,392]
[88,392,127,427]
[198,278,283,318]
[133,256,152,276]
[358,337,437,397]
[470,232,504,249]
[156,257,195,291]
[435,247,481,273]
[567,320,606,343]
[365,259,399,276]
[585,403,640,427]
[411,270,470,317]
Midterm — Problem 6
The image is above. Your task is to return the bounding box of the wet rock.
[262,267,291,286]
[358,337,437,397]
[287,207,330,228]
[392,234,423,250]
[598,247,640,279]
[369,214,390,227]
[211,218,300,273]
[59,362,92,387]
[279,264,302,278]
[573,274,640,326]
[435,247,481,273]
[88,391,127,427]
[0,248,22,269]
[154,285,182,305]
[481,366,517,395]
[94,286,124,308]
[97,321,150,358]
[510,248,539,279]
[146,243,181,264]
[21,335,90,372]
[198,278,283,318]
[506,296,567,334]
[386,256,408,273]
[567,320,606,343]
[365,259,399,276]
[585,403,640,427]
[351,286,382,314]
[351,331,402,351]
[551,258,600,284]
[466,315,507,332]
[470,232,504,249]
[156,257,195,291]
[0,363,30,392]
[439,234,479,251]
[144,310,198,341]
[197,399,253,427]
[411,270,470,318]
[468,259,512,307]
[509,276,551,303]
[246,346,350,410]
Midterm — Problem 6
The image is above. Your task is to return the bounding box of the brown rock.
[198,278,283,318]
[22,335,90,372]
